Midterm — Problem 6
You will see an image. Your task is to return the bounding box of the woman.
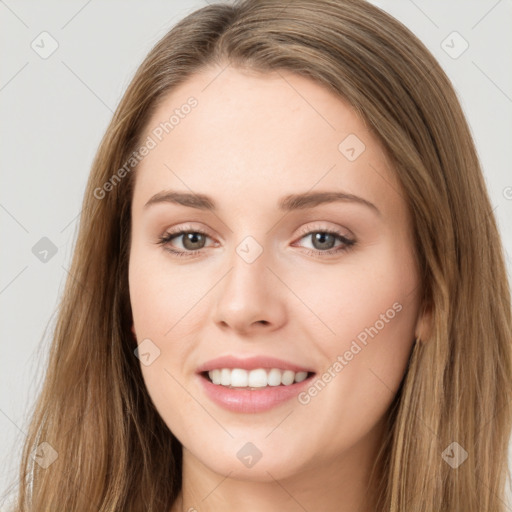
[10,0,512,510]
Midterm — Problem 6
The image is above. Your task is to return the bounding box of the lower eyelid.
[160,230,350,244]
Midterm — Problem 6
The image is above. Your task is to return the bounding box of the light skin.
[128,64,429,512]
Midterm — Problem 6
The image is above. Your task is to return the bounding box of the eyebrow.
[144,190,380,215]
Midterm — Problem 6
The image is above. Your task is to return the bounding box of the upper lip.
[196,355,314,374]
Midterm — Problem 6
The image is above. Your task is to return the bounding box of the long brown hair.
[7,0,512,510]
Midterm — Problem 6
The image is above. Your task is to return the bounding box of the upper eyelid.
[163,224,217,243]
[163,220,353,237]
[162,226,352,240]
[295,222,353,238]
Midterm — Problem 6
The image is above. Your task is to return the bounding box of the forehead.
[132,66,404,219]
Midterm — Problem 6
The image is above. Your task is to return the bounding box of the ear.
[415,302,433,343]
[131,324,137,339]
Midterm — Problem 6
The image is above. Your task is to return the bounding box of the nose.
[212,245,287,336]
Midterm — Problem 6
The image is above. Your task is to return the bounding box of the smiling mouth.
[201,368,316,389]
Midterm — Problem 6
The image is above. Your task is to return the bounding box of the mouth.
[200,368,316,389]
[196,355,316,412]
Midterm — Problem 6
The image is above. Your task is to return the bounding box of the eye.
[156,224,356,258]
[156,227,215,257]
[293,227,356,257]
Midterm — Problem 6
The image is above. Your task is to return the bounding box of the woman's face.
[129,66,425,482]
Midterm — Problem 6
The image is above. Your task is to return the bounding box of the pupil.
[313,232,335,250]
[183,233,205,250]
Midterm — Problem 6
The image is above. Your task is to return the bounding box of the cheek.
[128,249,203,437]
[292,244,419,435]
[128,244,211,397]
[293,239,416,358]
[128,245,205,338]
[290,241,418,348]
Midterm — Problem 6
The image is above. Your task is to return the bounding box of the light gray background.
[1,0,511,508]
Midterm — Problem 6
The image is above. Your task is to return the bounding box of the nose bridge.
[235,234,266,267]
[213,233,286,332]
[224,234,271,305]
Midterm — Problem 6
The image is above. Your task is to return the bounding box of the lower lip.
[198,373,314,413]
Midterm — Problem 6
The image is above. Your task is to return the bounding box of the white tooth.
[248,368,268,387]
[267,368,282,386]
[294,371,308,383]
[230,368,248,387]
[210,368,305,387]
[220,368,231,386]
[281,370,295,386]
[209,369,221,384]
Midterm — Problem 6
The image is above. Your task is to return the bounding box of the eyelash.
[156,224,356,259]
